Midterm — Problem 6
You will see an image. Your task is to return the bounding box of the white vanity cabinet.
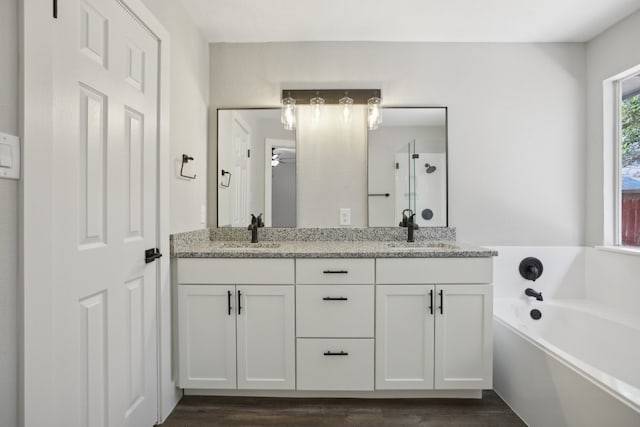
[176,255,494,395]
[376,259,493,390]
[177,259,295,390]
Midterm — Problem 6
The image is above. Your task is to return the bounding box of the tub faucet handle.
[519,257,543,281]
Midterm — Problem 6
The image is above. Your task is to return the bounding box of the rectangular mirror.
[217,109,296,227]
[217,107,447,228]
[368,107,448,227]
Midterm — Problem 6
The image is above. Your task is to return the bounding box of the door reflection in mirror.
[218,109,296,227]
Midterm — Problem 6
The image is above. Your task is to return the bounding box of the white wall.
[0,0,18,425]
[209,42,586,245]
[141,0,210,234]
[297,105,368,227]
[491,247,586,300]
[585,9,640,246]
[585,248,640,318]
[136,0,210,420]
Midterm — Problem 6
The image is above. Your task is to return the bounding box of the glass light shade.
[367,96,382,130]
[339,95,354,122]
[310,94,325,122]
[281,95,296,130]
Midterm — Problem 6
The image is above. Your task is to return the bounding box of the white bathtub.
[494,298,640,427]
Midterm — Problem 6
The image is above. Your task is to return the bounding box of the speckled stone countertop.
[171,227,497,258]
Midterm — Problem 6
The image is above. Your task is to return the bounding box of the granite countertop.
[171,228,497,259]
[173,239,497,258]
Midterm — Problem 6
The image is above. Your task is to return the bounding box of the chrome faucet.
[248,213,264,243]
[525,288,543,301]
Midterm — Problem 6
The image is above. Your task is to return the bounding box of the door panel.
[434,284,493,389]
[375,285,435,390]
[178,285,236,389]
[236,286,295,389]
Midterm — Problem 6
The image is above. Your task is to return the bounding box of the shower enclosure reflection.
[368,108,447,227]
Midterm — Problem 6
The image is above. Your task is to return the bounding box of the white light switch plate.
[0,132,20,180]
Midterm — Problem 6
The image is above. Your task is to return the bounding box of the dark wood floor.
[158,391,525,427]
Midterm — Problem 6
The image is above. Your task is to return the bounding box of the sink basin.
[386,241,460,250]
[221,242,281,249]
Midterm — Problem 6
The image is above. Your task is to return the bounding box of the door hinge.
[412,154,420,159]
[53,0,58,19]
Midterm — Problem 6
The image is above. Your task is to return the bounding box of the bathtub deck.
[158,390,526,426]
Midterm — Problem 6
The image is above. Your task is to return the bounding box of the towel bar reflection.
[220,169,232,188]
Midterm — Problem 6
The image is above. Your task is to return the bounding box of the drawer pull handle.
[322,297,348,301]
[428,289,433,315]
[438,289,444,315]
[323,351,349,356]
[228,290,233,315]
[322,270,349,274]
[238,290,242,315]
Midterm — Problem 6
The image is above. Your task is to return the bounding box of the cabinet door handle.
[322,270,348,274]
[228,290,232,315]
[429,289,433,315]
[237,290,242,315]
[323,351,349,356]
[438,289,444,314]
[322,297,348,301]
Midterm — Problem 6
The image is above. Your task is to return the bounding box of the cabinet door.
[375,285,435,390]
[434,284,493,389]
[236,285,295,389]
[178,285,236,389]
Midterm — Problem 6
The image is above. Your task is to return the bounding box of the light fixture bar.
[281,89,381,105]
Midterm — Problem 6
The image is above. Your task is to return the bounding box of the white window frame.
[601,65,640,254]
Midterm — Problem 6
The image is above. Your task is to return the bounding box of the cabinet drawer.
[297,339,374,390]
[296,259,374,284]
[376,258,493,284]
[177,258,294,284]
[296,285,374,337]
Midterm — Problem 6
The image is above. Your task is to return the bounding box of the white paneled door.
[52,0,160,426]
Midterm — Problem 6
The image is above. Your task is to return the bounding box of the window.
[618,72,640,247]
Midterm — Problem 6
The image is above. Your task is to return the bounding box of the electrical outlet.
[200,205,206,224]
[339,208,351,226]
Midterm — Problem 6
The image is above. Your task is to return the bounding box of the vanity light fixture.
[367,96,382,130]
[281,92,296,130]
[339,92,354,123]
[280,89,382,130]
[271,147,280,167]
[309,91,325,122]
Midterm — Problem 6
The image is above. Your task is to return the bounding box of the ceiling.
[179,0,640,43]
